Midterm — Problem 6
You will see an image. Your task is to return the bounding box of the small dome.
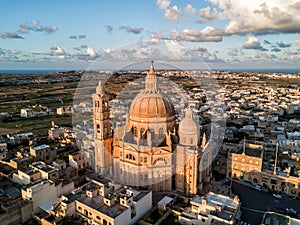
[129,93,175,119]
[179,108,198,134]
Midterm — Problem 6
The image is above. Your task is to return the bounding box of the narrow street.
[232,181,300,224]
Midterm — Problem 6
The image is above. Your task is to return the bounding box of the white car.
[254,185,262,191]
[273,194,282,199]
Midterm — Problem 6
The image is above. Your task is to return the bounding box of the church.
[92,62,212,195]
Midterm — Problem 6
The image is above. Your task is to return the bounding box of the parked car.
[286,208,297,215]
[273,194,282,199]
[253,185,262,191]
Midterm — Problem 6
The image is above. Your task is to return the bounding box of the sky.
[1,0,300,70]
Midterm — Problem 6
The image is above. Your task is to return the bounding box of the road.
[232,181,300,224]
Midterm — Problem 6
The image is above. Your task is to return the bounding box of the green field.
[0,115,72,136]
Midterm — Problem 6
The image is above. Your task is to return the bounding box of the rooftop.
[31,144,50,151]
[192,192,239,209]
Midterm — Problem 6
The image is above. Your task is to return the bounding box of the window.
[159,128,164,139]
[96,216,101,221]
[97,124,100,133]
[144,157,147,162]
[190,138,193,144]
[133,127,137,137]
[140,128,145,139]
[78,206,82,211]
[150,129,154,135]
[126,154,136,161]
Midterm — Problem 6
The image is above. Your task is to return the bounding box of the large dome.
[129,93,175,119]
[128,62,176,131]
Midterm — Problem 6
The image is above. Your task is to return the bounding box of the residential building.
[22,179,74,213]
[30,144,56,161]
[179,192,241,225]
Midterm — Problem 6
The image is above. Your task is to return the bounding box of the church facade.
[92,63,212,195]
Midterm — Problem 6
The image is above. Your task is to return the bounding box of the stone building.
[92,63,211,195]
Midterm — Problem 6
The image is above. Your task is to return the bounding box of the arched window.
[150,128,154,135]
[154,157,167,165]
[133,127,137,137]
[159,128,164,139]
[126,154,136,161]
[97,124,100,133]
[140,128,145,139]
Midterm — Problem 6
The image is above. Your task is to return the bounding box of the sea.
[0,68,299,74]
[0,69,72,74]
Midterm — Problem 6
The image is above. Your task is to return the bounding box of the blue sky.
[1,0,300,70]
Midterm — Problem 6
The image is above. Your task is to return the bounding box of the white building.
[179,192,241,225]
[56,106,73,115]
[22,179,74,213]
[75,181,152,225]
[20,108,34,118]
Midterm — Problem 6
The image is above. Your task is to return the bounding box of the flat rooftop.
[192,192,238,209]
[235,147,262,158]
[31,144,50,151]
[78,195,128,218]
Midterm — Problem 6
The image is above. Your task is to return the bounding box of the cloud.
[185,4,196,14]
[0,31,24,39]
[276,41,291,48]
[189,46,208,52]
[119,26,143,34]
[57,55,66,60]
[19,20,58,35]
[156,0,182,23]
[105,25,113,33]
[74,44,88,51]
[295,38,300,46]
[227,47,240,56]
[49,46,65,55]
[164,5,182,23]
[69,34,86,39]
[156,0,170,10]
[9,49,22,54]
[170,27,223,42]
[86,47,98,58]
[271,48,281,52]
[209,0,300,35]
[242,35,267,51]
[198,7,218,23]
[69,35,77,39]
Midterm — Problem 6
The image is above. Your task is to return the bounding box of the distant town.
[0,68,300,225]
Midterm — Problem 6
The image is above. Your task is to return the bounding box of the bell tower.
[92,81,112,175]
